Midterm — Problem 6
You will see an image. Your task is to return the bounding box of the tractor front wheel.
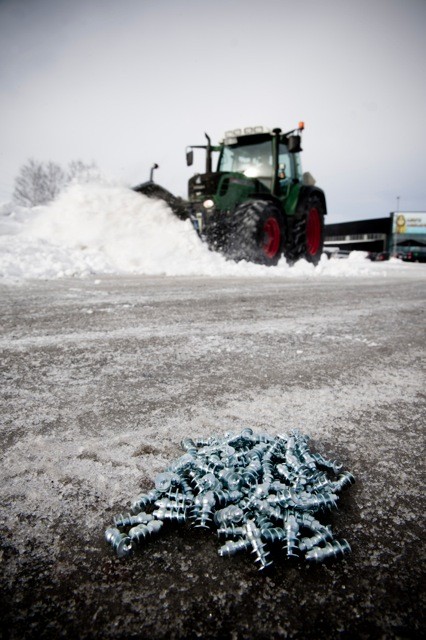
[227,200,285,266]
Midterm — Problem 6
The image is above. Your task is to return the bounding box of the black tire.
[287,194,325,265]
[227,200,286,266]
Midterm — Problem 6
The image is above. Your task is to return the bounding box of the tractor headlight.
[203,199,214,209]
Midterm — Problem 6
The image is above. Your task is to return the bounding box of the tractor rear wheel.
[288,195,325,265]
[227,200,285,266]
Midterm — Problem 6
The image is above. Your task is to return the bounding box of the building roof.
[325,217,392,235]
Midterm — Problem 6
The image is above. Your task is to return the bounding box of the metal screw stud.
[104,527,132,558]
[305,539,351,562]
[104,428,354,569]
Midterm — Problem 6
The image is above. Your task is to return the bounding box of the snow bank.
[0,181,410,281]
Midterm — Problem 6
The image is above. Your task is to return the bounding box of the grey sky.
[1,0,425,221]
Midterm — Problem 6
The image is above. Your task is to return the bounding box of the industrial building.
[324,212,426,260]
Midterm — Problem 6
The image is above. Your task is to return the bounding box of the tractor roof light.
[224,136,238,145]
[242,126,268,135]
[298,121,305,131]
[224,129,242,138]
[224,126,269,141]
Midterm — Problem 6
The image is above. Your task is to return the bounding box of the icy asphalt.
[0,269,425,639]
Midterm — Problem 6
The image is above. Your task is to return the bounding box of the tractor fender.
[295,186,327,218]
[244,192,284,210]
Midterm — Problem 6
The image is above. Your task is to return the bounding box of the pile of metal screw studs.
[105,428,355,570]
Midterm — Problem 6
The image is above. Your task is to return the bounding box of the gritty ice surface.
[1,275,424,551]
[0,181,414,281]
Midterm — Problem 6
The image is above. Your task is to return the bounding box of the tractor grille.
[188,172,224,201]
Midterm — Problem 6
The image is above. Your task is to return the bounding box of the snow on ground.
[0,181,413,281]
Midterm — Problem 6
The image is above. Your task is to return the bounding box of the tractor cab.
[218,132,275,191]
[217,126,303,197]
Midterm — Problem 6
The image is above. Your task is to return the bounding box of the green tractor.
[134,123,327,266]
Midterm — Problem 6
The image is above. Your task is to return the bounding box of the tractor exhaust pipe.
[271,128,281,196]
[205,133,212,174]
[186,133,213,173]
[150,163,159,182]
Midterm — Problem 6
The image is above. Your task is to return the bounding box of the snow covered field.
[0,181,419,281]
[1,183,425,638]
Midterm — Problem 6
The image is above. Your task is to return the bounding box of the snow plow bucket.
[133,181,189,220]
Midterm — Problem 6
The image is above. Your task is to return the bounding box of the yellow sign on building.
[392,212,426,235]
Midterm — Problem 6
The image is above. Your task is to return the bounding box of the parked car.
[375,252,390,261]
[366,251,389,261]
[398,250,426,263]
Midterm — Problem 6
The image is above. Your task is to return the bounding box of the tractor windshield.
[218,140,273,188]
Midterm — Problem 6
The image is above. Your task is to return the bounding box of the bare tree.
[13,159,99,207]
[66,160,98,184]
[13,159,65,207]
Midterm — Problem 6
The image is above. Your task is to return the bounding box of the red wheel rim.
[306,207,321,256]
[262,217,281,258]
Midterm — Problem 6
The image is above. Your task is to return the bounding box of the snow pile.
[0,181,407,280]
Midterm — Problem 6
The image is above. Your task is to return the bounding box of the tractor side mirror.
[186,149,194,166]
[288,135,302,153]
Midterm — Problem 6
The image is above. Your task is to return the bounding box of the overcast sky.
[1,0,425,221]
